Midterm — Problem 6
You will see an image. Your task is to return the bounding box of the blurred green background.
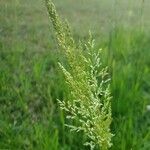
[0,0,150,149]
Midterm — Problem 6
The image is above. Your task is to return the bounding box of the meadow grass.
[0,0,150,149]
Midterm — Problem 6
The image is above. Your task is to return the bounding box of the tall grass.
[0,0,150,149]
[45,0,113,149]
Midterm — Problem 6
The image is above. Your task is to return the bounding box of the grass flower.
[45,0,113,149]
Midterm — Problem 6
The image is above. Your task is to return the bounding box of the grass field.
[0,0,150,149]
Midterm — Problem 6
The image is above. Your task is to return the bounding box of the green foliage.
[0,0,150,150]
[45,0,113,149]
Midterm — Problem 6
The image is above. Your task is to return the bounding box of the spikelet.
[45,0,113,149]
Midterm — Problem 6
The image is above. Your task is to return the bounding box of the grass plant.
[45,0,113,149]
[0,0,150,149]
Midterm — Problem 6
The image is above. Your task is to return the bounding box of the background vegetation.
[0,0,150,149]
